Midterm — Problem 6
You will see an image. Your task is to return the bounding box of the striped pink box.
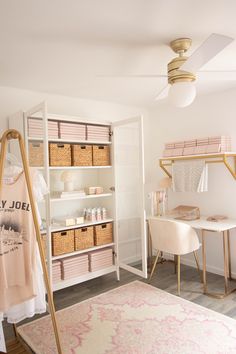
[163,149,174,157]
[87,125,110,142]
[172,148,183,156]
[183,147,195,155]
[174,141,185,148]
[194,145,207,154]
[206,144,221,153]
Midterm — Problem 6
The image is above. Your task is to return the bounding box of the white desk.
[148,215,236,298]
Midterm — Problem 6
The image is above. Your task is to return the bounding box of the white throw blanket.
[172,160,208,192]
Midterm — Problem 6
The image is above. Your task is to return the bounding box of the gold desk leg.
[193,250,202,282]
[202,230,207,294]
[227,230,232,280]
[223,230,229,293]
[203,229,236,299]
[177,255,181,296]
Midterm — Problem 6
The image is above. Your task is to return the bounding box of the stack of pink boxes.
[52,261,62,284]
[28,118,59,139]
[61,254,89,280]
[60,122,86,140]
[89,248,113,272]
[48,121,59,139]
[163,136,231,157]
[87,125,110,142]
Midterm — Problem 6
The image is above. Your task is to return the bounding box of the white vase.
[64,181,74,192]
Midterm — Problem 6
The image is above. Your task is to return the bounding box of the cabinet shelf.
[50,193,112,202]
[49,165,112,170]
[34,166,112,170]
[52,265,116,291]
[28,137,112,145]
[159,152,236,179]
[51,218,114,233]
[9,103,124,294]
[52,242,115,261]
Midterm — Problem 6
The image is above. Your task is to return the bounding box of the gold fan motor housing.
[168,38,196,85]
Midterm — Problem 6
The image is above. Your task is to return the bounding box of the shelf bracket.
[159,153,236,180]
[223,155,236,179]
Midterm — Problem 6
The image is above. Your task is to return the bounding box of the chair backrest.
[148,218,200,255]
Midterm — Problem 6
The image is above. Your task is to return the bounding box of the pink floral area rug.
[17,280,236,354]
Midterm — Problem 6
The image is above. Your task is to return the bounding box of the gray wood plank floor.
[4,261,236,351]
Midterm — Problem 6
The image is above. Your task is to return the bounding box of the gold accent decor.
[168,37,196,85]
[159,153,236,180]
[0,129,63,353]
[170,38,192,54]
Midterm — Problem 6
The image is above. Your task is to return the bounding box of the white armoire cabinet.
[8,101,147,291]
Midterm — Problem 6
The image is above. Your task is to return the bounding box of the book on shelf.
[52,190,86,199]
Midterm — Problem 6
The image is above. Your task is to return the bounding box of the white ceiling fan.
[102,33,234,107]
[154,33,234,107]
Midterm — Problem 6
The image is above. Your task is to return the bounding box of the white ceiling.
[1,0,236,106]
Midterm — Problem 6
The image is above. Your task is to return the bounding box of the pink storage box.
[197,138,209,145]
[87,125,110,142]
[171,148,183,156]
[174,141,185,148]
[194,145,208,154]
[183,147,195,155]
[163,149,174,157]
[184,140,197,147]
[165,143,175,149]
[206,144,221,153]
[60,122,86,140]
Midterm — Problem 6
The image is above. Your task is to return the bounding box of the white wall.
[0,86,149,127]
[0,84,151,191]
[148,88,236,277]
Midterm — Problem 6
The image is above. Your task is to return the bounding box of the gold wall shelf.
[159,153,236,179]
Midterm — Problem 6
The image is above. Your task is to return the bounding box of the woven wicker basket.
[92,145,110,166]
[75,226,94,250]
[29,142,44,166]
[49,143,71,166]
[52,229,75,256]
[94,223,113,246]
[72,145,92,166]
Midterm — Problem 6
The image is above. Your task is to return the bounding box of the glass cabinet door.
[112,116,147,278]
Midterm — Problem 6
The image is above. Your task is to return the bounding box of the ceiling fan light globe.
[168,82,196,107]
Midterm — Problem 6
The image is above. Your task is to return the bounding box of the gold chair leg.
[174,255,177,274]
[177,255,181,296]
[149,250,160,283]
[193,250,202,282]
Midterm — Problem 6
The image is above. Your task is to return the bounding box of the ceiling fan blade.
[97,74,167,78]
[181,34,234,73]
[155,84,170,100]
[198,70,236,80]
